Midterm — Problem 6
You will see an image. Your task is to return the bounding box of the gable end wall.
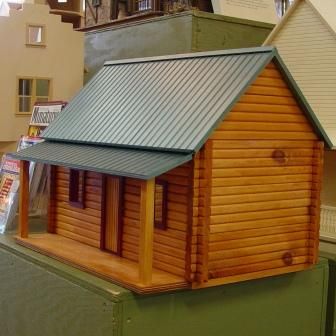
[192,61,324,285]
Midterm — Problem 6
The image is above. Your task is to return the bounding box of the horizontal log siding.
[205,62,323,280]
[53,166,103,248]
[191,150,207,282]
[122,163,192,278]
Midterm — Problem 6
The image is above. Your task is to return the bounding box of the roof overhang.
[9,142,193,180]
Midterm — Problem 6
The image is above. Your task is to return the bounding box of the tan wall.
[0,141,17,156]
[267,1,336,146]
[322,150,336,207]
[193,62,323,284]
[0,4,83,142]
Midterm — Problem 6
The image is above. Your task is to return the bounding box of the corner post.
[139,178,155,285]
[19,160,30,238]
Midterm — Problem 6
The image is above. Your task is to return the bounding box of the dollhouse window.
[17,78,51,114]
[69,169,85,208]
[26,24,45,46]
[154,180,167,230]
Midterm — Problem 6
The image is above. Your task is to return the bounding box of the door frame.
[100,175,124,256]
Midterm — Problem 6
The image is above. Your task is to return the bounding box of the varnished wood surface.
[16,234,188,294]
[191,61,323,285]
[104,176,122,254]
[19,160,30,238]
[122,163,192,278]
[139,179,155,285]
[192,263,311,289]
[54,167,103,248]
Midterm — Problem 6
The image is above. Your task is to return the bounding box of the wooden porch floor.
[15,233,188,294]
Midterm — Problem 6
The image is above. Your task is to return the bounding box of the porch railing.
[320,205,336,242]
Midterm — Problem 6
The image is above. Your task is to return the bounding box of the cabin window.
[69,169,85,208]
[26,24,45,47]
[17,77,51,114]
[154,180,167,230]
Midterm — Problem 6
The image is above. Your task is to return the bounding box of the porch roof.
[9,141,192,180]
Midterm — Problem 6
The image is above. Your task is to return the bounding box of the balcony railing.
[320,205,336,242]
[130,0,193,15]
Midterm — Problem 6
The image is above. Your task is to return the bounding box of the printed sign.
[29,102,66,127]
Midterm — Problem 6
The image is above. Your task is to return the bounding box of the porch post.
[139,178,155,285]
[19,160,30,238]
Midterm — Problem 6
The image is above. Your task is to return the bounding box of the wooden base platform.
[15,233,188,294]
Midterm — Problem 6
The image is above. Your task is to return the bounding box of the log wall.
[52,166,103,248]
[122,163,192,278]
[193,62,324,284]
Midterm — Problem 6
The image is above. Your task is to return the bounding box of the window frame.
[16,77,52,115]
[154,179,167,230]
[26,23,46,47]
[69,169,86,209]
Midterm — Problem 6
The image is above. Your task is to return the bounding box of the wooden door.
[103,176,123,255]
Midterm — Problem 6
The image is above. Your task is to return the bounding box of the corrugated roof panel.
[43,48,275,152]
[10,142,192,180]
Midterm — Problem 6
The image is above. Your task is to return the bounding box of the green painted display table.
[320,241,336,336]
[0,232,328,336]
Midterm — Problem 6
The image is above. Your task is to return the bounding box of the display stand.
[0,102,66,233]
[0,220,329,336]
[320,242,336,336]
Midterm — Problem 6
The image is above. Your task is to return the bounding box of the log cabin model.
[11,46,332,294]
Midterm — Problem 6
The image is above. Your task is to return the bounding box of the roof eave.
[104,46,276,67]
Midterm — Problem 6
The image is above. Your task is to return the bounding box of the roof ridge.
[104,46,275,66]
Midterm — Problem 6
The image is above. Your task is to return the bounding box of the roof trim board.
[104,46,275,66]
[9,142,193,180]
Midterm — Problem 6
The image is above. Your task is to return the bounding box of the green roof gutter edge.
[104,46,275,66]
[193,49,276,153]
[272,49,333,149]
[40,138,194,154]
[8,150,193,181]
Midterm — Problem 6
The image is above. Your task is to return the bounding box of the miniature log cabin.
[11,47,330,294]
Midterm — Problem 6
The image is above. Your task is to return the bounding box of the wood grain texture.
[139,179,155,285]
[122,163,192,278]
[192,61,323,285]
[104,176,123,255]
[15,234,187,294]
[53,167,103,247]
[310,142,324,263]
[48,165,56,233]
[19,160,30,238]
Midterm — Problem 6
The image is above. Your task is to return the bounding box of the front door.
[103,176,123,255]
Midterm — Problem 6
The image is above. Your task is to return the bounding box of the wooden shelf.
[16,233,188,294]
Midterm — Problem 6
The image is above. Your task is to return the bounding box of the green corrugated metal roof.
[9,142,192,180]
[41,48,266,152]
[42,46,331,151]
